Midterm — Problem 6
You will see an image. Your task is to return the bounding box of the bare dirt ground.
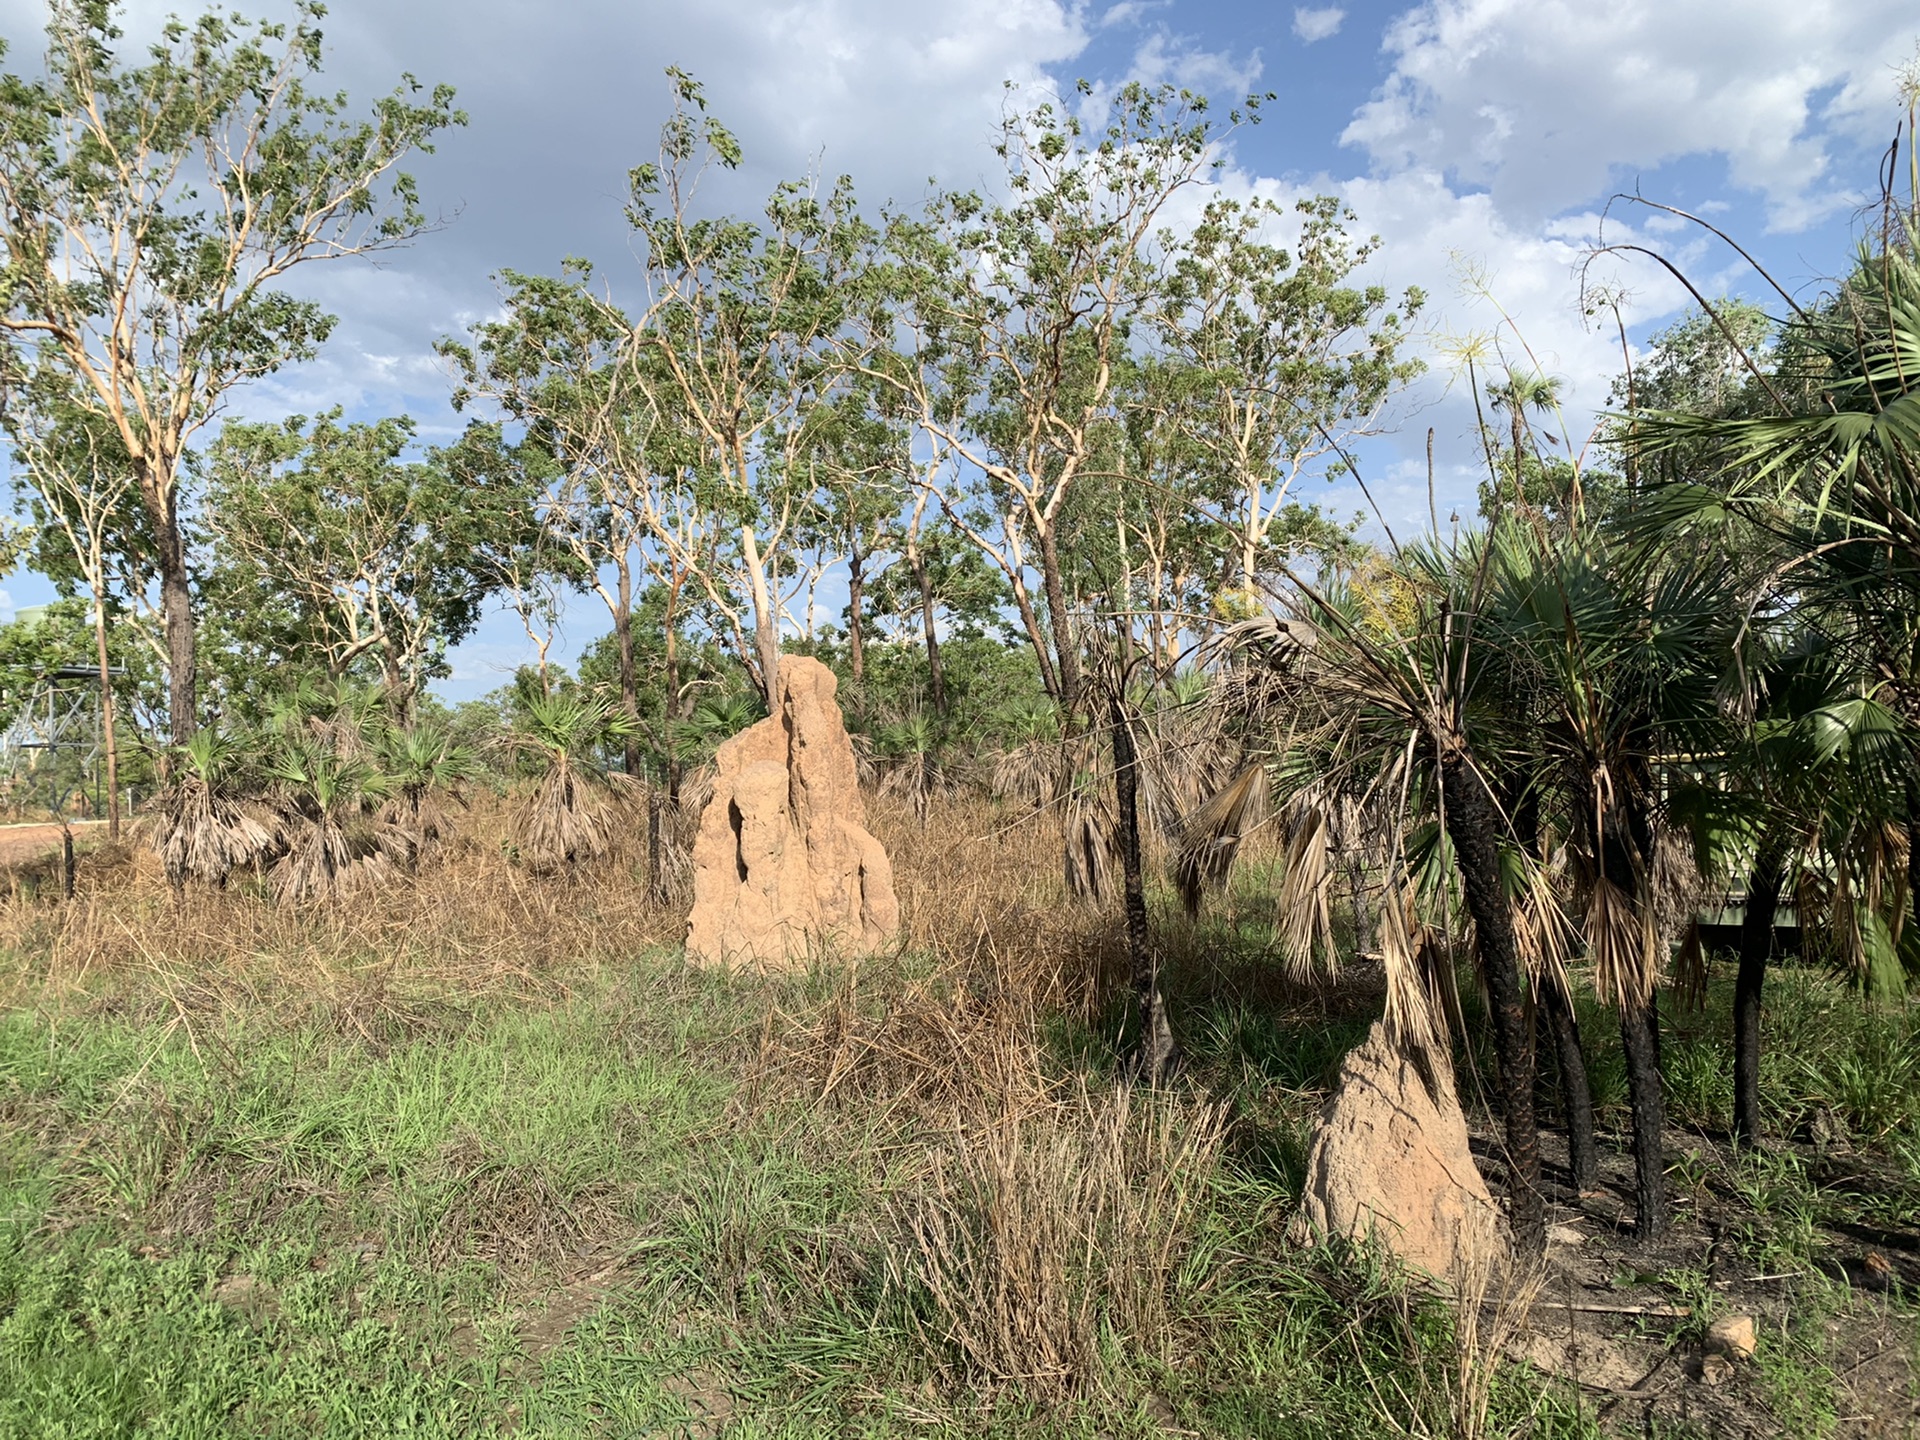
[0,820,104,868]
[1476,1127,1920,1437]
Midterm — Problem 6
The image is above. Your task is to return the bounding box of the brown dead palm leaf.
[1584,872,1662,1014]
[515,760,640,873]
[1062,783,1117,904]
[145,730,284,893]
[1276,804,1339,983]
[1379,882,1450,1063]
[149,780,283,890]
[1172,762,1270,915]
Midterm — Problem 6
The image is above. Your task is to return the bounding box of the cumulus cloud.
[1292,7,1346,44]
[1342,0,1920,229]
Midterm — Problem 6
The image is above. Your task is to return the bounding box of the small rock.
[1699,1353,1734,1386]
[1547,1223,1585,1248]
[1707,1314,1757,1360]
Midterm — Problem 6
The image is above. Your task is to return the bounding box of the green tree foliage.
[0,0,461,738]
[199,410,532,712]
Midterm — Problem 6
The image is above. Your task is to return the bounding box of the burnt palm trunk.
[1439,747,1545,1254]
[1734,843,1785,1147]
[1602,800,1670,1241]
[1111,684,1174,1081]
[1540,970,1598,1193]
[1619,993,1669,1239]
[847,544,866,684]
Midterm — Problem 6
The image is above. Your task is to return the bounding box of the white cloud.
[0,589,13,625]
[1343,0,1920,229]
[1292,7,1346,44]
[1122,29,1263,98]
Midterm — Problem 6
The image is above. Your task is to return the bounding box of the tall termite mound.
[685,656,900,968]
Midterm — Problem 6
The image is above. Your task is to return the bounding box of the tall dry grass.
[891,1084,1227,1398]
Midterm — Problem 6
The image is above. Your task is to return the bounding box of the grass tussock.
[894,1083,1227,1398]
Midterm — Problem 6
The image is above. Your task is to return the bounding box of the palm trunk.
[1734,844,1785,1147]
[1540,970,1598,1193]
[1111,682,1173,1079]
[913,547,947,715]
[1439,747,1545,1254]
[1620,994,1670,1239]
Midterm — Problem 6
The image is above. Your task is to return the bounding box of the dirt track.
[0,821,104,867]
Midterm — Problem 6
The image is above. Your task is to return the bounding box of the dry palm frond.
[1172,762,1269,915]
[515,761,639,873]
[1670,921,1709,1011]
[677,763,716,822]
[1585,872,1662,1013]
[145,730,284,890]
[1276,805,1338,982]
[270,812,415,903]
[1510,843,1577,996]
[992,738,1063,812]
[149,782,283,888]
[1379,882,1450,1063]
[1651,824,1710,947]
[1062,785,1116,903]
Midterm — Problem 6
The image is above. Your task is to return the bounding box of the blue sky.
[2,0,1915,699]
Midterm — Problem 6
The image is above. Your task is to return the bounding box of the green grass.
[7,916,1920,1437]
[0,948,1618,1440]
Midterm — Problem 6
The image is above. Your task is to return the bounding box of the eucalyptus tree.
[4,399,140,836]
[624,69,873,704]
[794,386,906,685]
[864,82,1264,713]
[444,267,662,776]
[0,1,461,738]
[200,410,529,707]
[1152,194,1423,608]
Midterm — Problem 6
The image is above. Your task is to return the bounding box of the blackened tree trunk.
[912,548,947,715]
[1734,842,1786,1147]
[1540,970,1598,1193]
[1112,682,1174,1080]
[1619,992,1670,1239]
[1512,778,1596,1193]
[847,544,866,684]
[1439,746,1545,1254]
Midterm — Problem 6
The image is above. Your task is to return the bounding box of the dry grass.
[890,1083,1227,1398]
[0,791,684,1023]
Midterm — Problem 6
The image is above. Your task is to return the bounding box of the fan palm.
[1189,542,1555,1252]
[147,728,283,900]
[508,691,641,873]
[260,728,410,902]
[375,718,477,855]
